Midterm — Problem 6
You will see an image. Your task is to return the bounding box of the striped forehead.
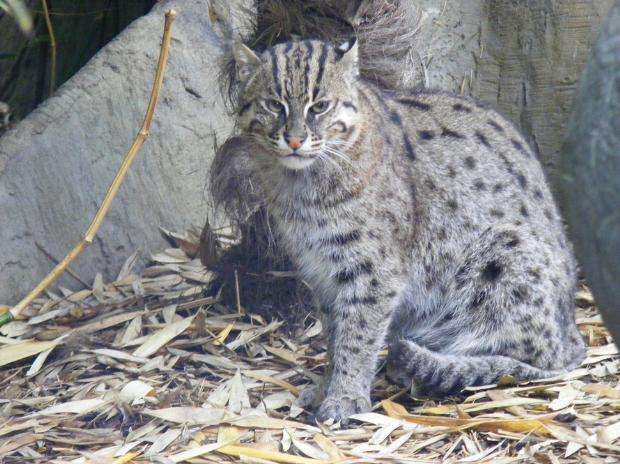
[265,40,334,101]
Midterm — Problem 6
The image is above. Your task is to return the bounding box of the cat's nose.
[285,135,305,150]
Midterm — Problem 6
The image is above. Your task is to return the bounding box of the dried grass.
[1,227,618,463]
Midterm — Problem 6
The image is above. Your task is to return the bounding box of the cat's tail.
[386,340,565,396]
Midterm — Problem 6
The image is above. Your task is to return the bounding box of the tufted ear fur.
[335,37,359,77]
[232,42,261,82]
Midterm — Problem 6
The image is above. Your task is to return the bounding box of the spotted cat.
[224,37,585,422]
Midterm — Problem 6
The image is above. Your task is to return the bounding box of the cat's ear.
[335,37,359,76]
[232,42,261,82]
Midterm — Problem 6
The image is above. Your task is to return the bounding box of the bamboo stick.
[40,0,56,95]
[0,9,178,327]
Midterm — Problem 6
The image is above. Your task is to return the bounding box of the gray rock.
[558,0,620,340]
[0,0,614,306]
[0,0,250,304]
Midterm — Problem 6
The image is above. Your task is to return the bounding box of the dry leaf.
[118,316,142,346]
[261,391,296,411]
[228,414,320,432]
[168,441,227,462]
[548,383,583,411]
[213,323,234,345]
[133,315,194,357]
[2,228,616,464]
[218,444,330,464]
[0,339,59,367]
[597,421,620,444]
[147,428,182,455]
[421,397,546,415]
[119,380,156,404]
[382,400,553,436]
[151,249,190,264]
[285,428,329,460]
[264,345,299,364]
[588,343,618,357]
[34,398,107,415]
[26,345,56,376]
[228,371,251,413]
[581,383,620,399]
[243,370,300,395]
[380,430,413,456]
[144,406,230,426]
[313,433,345,460]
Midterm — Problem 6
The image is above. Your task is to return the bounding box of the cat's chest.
[274,211,353,295]
[276,212,342,261]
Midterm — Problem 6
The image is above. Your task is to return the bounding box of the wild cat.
[224,37,586,422]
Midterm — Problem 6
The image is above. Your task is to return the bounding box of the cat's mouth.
[284,151,313,158]
[277,151,317,170]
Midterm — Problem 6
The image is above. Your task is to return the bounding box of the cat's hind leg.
[388,224,585,396]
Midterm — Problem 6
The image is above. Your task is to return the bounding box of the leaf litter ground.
[0,227,618,463]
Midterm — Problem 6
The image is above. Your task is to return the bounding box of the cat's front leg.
[315,266,399,423]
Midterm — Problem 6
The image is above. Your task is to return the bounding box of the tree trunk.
[558,0,620,340]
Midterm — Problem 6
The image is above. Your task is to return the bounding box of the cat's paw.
[295,383,324,410]
[386,339,414,387]
[315,394,371,425]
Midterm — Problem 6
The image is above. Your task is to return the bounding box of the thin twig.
[235,268,244,315]
[0,9,178,327]
[41,0,57,95]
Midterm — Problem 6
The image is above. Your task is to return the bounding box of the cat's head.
[232,39,361,170]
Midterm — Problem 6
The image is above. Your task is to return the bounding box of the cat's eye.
[309,100,331,115]
[264,99,284,113]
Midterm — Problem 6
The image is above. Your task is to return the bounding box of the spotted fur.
[223,39,586,422]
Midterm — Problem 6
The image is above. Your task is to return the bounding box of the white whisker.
[322,146,356,170]
[317,151,343,173]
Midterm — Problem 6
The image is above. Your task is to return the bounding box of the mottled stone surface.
[558,0,620,340]
[0,0,249,304]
